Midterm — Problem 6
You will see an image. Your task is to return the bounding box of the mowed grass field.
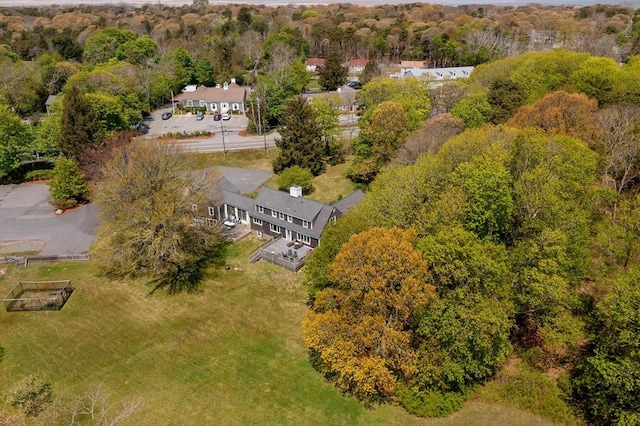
[0,240,557,425]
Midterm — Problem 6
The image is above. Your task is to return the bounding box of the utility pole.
[256,96,267,150]
[171,90,175,114]
[220,122,226,155]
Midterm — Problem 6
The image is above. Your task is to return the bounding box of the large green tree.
[318,43,347,91]
[273,95,325,175]
[91,142,224,294]
[0,105,31,177]
[83,28,137,65]
[58,85,102,160]
[572,270,640,425]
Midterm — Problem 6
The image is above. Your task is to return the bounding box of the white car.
[221,113,231,121]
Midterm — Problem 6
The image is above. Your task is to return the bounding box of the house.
[402,66,474,83]
[303,84,358,111]
[348,59,369,75]
[400,60,426,73]
[193,167,364,250]
[173,81,247,114]
[306,58,325,73]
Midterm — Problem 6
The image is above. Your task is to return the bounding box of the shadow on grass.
[148,241,230,295]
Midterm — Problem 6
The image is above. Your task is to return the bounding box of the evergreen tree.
[273,96,325,176]
[359,57,381,85]
[58,85,101,160]
[319,44,347,92]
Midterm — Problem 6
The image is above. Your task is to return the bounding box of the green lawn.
[0,241,559,425]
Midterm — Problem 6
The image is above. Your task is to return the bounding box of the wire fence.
[0,254,90,265]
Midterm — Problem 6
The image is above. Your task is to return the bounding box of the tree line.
[302,49,640,424]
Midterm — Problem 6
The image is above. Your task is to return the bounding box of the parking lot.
[145,107,249,137]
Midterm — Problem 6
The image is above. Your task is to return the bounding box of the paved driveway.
[0,183,98,255]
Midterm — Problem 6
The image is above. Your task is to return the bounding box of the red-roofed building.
[306,58,325,72]
[348,59,369,74]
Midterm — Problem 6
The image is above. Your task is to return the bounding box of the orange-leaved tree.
[302,227,435,404]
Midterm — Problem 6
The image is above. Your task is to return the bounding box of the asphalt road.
[144,107,359,153]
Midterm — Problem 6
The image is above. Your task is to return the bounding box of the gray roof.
[223,190,254,212]
[255,187,326,222]
[218,167,272,195]
[403,66,474,80]
[332,189,364,214]
[45,95,57,107]
[250,195,337,239]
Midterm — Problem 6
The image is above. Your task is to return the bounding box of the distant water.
[0,0,637,7]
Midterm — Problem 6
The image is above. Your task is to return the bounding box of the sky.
[0,0,637,7]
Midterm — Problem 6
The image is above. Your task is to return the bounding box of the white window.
[206,218,215,226]
[286,215,293,223]
[208,207,215,216]
[192,204,198,213]
[329,216,336,224]
[272,210,277,218]
[302,220,310,229]
[199,100,206,107]
[270,224,281,234]
[232,103,240,111]
[210,103,217,111]
[257,205,264,213]
[186,100,194,107]
[297,233,311,245]
[253,218,263,225]
[221,102,229,110]
[256,230,262,237]
[278,212,285,220]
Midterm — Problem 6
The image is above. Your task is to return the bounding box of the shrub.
[397,385,467,417]
[0,345,4,363]
[48,158,88,204]
[51,198,78,210]
[7,375,53,417]
[278,166,314,194]
[24,169,54,181]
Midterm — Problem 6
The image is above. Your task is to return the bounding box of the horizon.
[0,0,638,8]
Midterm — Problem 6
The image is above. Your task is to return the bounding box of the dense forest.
[0,2,639,425]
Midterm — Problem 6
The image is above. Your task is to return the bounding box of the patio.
[254,238,314,272]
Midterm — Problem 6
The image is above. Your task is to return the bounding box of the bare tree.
[393,113,464,165]
[595,103,640,196]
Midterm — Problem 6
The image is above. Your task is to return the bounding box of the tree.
[572,270,640,425]
[115,36,158,65]
[507,91,599,145]
[303,227,435,403]
[83,28,137,65]
[487,78,525,124]
[7,375,53,417]
[348,101,409,183]
[570,56,618,105]
[451,90,493,128]
[0,105,31,177]
[359,57,381,85]
[58,85,101,160]
[595,103,640,196]
[48,158,88,208]
[319,43,347,91]
[91,142,224,294]
[311,94,344,165]
[194,56,215,86]
[273,96,325,175]
[278,166,314,194]
[393,113,464,165]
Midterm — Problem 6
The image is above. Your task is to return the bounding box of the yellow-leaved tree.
[302,227,435,404]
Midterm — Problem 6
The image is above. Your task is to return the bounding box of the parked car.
[221,113,231,121]
[213,113,222,121]
[196,111,205,120]
[161,112,172,120]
